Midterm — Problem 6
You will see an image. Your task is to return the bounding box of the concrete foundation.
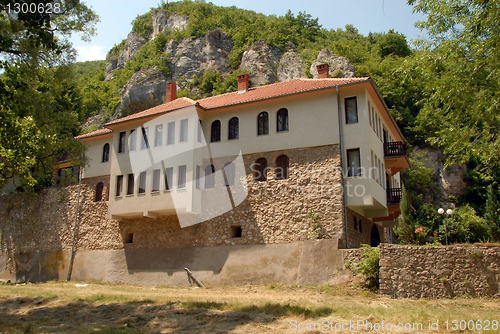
[0,239,349,286]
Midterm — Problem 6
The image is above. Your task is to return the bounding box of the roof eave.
[367,79,408,144]
[201,79,370,111]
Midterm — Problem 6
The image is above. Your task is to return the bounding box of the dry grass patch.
[0,281,498,333]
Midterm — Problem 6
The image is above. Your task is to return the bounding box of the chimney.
[166,81,177,102]
[237,74,249,93]
[316,63,329,79]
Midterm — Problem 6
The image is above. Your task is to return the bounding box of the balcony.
[386,187,402,205]
[384,141,405,157]
[384,141,410,175]
[372,187,402,226]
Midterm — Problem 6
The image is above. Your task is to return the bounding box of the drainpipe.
[336,85,349,249]
[66,157,83,281]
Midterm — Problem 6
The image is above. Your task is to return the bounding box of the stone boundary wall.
[380,244,500,298]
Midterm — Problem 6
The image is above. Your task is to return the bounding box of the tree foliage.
[408,0,500,177]
[0,0,98,190]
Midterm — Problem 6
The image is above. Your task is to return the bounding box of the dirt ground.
[0,280,499,334]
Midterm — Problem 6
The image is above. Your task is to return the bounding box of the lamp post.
[438,208,453,245]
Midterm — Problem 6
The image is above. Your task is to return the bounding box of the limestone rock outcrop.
[105,32,147,81]
[239,41,283,86]
[151,10,189,40]
[277,50,306,82]
[165,29,233,84]
[310,49,355,78]
[115,67,167,118]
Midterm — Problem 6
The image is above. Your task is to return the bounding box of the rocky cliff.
[104,9,355,119]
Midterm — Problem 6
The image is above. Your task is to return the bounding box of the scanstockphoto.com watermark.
[290,319,499,332]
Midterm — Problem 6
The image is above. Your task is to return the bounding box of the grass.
[0,281,499,333]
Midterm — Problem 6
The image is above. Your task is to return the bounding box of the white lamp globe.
[446,209,453,215]
[438,208,445,214]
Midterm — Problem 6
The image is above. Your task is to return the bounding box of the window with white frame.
[347,149,361,177]
[167,121,175,145]
[180,119,188,142]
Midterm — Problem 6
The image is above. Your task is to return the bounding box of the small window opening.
[124,233,134,244]
[230,225,242,238]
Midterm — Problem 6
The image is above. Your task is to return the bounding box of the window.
[228,117,239,140]
[167,121,175,145]
[102,144,110,162]
[223,162,235,186]
[124,233,133,244]
[197,120,202,143]
[258,112,269,135]
[95,182,104,202]
[116,175,123,196]
[277,108,288,132]
[375,114,379,137]
[118,132,126,153]
[211,120,221,142]
[139,171,146,194]
[370,150,375,180]
[152,169,160,192]
[275,155,289,180]
[165,167,173,190]
[354,217,358,231]
[180,118,188,142]
[141,127,149,149]
[155,124,163,147]
[347,149,361,177]
[127,173,134,195]
[230,226,242,238]
[372,107,375,130]
[253,158,267,182]
[196,165,201,189]
[368,102,372,127]
[345,97,358,124]
[178,165,187,189]
[205,165,215,189]
[129,129,137,151]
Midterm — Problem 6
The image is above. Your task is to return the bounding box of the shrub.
[357,244,380,291]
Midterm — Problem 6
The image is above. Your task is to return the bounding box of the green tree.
[484,184,500,241]
[408,0,500,178]
[0,0,98,190]
[394,184,416,244]
[377,29,412,58]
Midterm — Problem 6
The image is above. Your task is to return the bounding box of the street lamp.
[438,208,453,245]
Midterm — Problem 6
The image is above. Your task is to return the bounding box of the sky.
[71,0,427,62]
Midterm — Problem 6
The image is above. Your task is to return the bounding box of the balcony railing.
[384,141,406,157]
[387,188,402,205]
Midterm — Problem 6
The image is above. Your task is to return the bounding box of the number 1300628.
[6,2,62,14]
[444,320,498,331]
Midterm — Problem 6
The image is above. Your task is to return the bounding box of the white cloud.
[74,45,107,62]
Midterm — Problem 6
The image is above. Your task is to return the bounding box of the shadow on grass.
[183,301,333,318]
[0,296,317,333]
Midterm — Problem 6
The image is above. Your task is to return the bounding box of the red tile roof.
[198,77,370,109]
[105,97,196,127]
[95,77,369,131]
[75,128,113,140]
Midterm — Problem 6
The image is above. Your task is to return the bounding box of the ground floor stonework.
[0,144,388,285]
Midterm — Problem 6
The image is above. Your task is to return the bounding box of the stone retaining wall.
[380,244,500,298]
[1,144,347,276]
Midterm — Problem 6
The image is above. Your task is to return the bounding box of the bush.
[357,244,380,291]
[439,204,488,244]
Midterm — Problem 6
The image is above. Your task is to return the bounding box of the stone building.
[76,64,409,250]
[0,63,409,285]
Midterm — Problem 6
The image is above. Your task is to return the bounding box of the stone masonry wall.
[120,144,345,249]
[346,208,384,248]
[380,244,500,298]
[1,145,346,262]
[0,175,122,272]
